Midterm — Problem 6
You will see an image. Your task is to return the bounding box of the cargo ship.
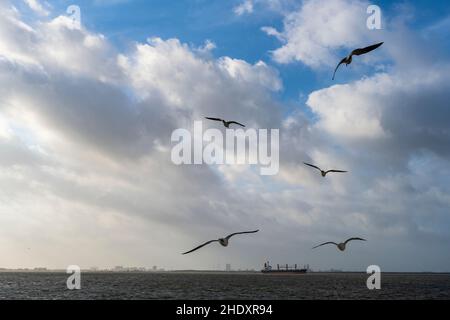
[261,261,308,274]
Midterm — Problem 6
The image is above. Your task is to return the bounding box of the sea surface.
[0,272,449,300]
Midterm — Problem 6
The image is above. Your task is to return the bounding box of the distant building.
[152,266,157,271]
[225,264,231,272]
[33,267,47,271]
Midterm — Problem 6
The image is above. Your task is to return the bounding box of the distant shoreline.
[0,269,449,275]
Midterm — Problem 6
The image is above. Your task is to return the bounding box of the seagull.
[313,238,367,251]
[332,42,384,80]
[303,162,347,177]
[182,230,259,255]
[205,117,245,128]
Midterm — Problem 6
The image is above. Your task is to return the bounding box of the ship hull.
[261,269,307,274]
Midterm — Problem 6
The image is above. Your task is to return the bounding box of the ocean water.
[0,272,449,300]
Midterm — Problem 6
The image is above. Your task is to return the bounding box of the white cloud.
[23,0,49,16]
[0,2,286,269]
[234,0,254,16]
[263,0,375,67]
[234,0,297,16]
[307,74,389,140]
[196,39,217,54]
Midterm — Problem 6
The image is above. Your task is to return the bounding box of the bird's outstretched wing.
[303,162,322,172]
[228,121,245,128]
[325,170,348,174]
[225,230,259,240]
[332,57,347,80]
[344,237,366,245]
[182,240,219,255]
[205,117,223,122]
[351,42,384,56]
[312,242,338,249]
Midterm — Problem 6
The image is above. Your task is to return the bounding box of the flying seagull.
[332,42,384,80]
[313,238,367,251]
[205,117,245,128]
[182,230,259,255]
[303,162,347,177]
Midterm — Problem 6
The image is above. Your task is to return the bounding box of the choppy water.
[0,272,449,300]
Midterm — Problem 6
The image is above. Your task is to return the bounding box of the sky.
[1,0,450,272]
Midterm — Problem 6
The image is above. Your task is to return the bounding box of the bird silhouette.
[205,117,245,128]
[312,238,367,251]
[303,162,347,177]
[333,42,384,80]
[182,230,259,255]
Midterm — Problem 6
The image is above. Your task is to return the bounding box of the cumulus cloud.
[267,0,450,271]
[263,0,378,67]
[1,0,450,272]
[308,67,450,154]
[0,1,286,269]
